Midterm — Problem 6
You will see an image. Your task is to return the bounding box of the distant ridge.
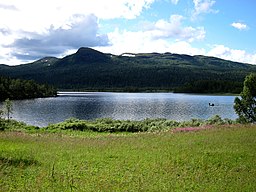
[30,57,59,66]
[0,47,255,93]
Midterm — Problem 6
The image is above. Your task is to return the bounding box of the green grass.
[1,124,256,191]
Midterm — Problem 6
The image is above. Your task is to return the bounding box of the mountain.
[54,47,110,67]
[0,47,255,93]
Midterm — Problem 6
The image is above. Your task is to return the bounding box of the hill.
[0,47,255,93]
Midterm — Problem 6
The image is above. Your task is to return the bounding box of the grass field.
[1,124,256,191]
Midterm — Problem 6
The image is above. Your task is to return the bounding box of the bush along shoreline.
[0,115,236,133]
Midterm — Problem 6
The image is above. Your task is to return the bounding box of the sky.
[0,0,256,65]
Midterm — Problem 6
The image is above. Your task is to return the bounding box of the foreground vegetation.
[45,115,236,133]
[1,115,234,133]
[1,72,255,191]
[0,122,255,191]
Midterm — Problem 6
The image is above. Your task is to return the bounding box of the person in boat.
[209,103,214,106]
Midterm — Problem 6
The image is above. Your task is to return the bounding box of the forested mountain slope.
[0,47,255,93]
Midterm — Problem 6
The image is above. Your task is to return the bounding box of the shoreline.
[1,115,237,133]
[57,90,239,96]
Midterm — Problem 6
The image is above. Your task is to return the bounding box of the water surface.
[0,92,237,127]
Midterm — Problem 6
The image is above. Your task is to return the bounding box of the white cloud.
[192,0,217,19]
[0,0,156,64]
[207,45,256,64]
[7,14,109,61]
[96,31,206,56]
[168,41,206,55]
[95,14,206,55]
[0,3,18,10]
[95,20,206,56]
[231,22,248,30]
[147,15,205,42]
[0,0,156,32]
[97,30,256,65]
[0,14,109,63]
[171,0,179,5]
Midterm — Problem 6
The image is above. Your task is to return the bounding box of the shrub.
[7,116,235,133]
[206,115,225,125]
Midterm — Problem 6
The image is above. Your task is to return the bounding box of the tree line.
[174,80,243,94]
[0,76,57,101]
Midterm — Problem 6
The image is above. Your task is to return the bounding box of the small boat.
[209,103,214,106]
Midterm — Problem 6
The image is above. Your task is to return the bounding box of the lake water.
[0,92,238,127]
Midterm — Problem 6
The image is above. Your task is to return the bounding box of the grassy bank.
[1,124,256,191]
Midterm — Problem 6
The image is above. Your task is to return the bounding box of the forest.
[0,47,256,93]
[174,80,243,93]
[0,76,57,101]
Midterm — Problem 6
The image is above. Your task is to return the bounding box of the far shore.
[57,89,239,96]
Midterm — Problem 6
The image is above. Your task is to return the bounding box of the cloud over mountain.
[8,15,109,60]
[0,0,155,64]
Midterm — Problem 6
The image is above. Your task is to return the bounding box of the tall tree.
[234,73,256,123]
[0,109,4,131]
[4,98,13,121]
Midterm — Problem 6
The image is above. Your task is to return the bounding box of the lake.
[0,92,238,127]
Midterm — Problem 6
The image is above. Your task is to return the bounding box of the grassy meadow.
[1,123,256,191]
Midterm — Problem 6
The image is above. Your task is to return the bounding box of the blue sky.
[0,0,255,65]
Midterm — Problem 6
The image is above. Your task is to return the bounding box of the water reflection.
[0,92,237,127]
